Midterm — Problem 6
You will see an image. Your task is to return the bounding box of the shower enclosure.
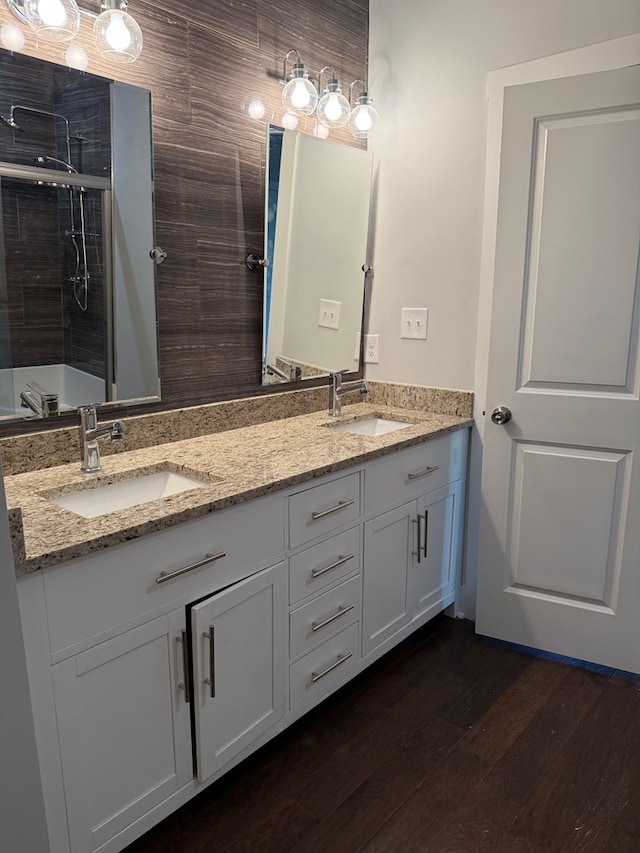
[0,47,160,422]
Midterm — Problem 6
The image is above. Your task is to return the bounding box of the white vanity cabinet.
[191,562,286,782]
[51,609,192,853]
[362,432,467,658]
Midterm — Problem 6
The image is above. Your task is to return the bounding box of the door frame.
[464,32,640,619]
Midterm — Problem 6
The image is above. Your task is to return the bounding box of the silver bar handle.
[155,552,226,584]
[203,626,215,698]
[312,604,355,633]
[311,499,355,521]
[412,517,422,564]
[311,652,353,683]
[407,465,440,481]
[176,629,191,704]
[424,510,429,559]
[311,553,354,579]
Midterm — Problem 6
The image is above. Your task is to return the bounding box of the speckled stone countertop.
[6,403,471,577]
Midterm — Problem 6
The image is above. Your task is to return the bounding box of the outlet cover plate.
[318,298,341,330]
[364,333,379,363]
[401,307,428,340]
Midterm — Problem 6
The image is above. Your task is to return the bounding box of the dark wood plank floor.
[124,617,640,853]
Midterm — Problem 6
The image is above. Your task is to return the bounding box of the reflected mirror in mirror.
[0,48,160,423]
[263,126,373,385]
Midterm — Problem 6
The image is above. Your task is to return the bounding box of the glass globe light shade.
[281,110,299,131]
[94,7,143,63]
[65,43,89,71]
[282,74,318,116]
[241,93,267,121]
[348,98,381,139]
[23,0,80,42]
[317,84,350,129]
[0,22,26,50]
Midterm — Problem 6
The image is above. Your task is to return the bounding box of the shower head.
[0,114,24,132]
[33,155,78,174]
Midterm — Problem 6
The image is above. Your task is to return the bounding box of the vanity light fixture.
[280,48,318,116]
[5,0,143,63]
[316,65,350,130]
[347,79,380,139]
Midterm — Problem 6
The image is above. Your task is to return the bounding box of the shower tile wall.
[0,0,369,410]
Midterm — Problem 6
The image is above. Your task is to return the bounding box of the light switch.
[318,298,341,330]
[401,308,428,340]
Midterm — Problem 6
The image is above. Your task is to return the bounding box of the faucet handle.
[110,422,126,441]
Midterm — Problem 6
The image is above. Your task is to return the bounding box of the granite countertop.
[5,403,472,576]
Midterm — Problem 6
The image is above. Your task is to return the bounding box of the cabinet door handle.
[312,604,355,633]
[311,499,355,521]
[412,517,422,564]
[311,553,354,579]
[203,626,215,698]
[176,629,191,704]
[407,465,439,481]
[311,652,353,683]
[424,509,429,559]
[155,552,226,584]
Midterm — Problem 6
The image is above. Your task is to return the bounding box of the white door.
[477,65,640,674]
[191,563,286,782]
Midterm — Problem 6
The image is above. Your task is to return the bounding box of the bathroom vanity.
[8,401,470,853]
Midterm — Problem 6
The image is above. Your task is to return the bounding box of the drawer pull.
[155,551,226,584]
[176,630,191,704]
[311,652,353,683]
[311,553,354,579]
[407,465,440,481]
[311,499,355,521]
[412,517,422,564]
[312,604,355,633]
[203,626,215,698]
[424,509,429,559]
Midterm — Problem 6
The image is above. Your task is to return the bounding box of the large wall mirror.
[263,126,373,385]
[0,48,160,423]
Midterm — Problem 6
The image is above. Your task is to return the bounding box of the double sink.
[44,414,413,519]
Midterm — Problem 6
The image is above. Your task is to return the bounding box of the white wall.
[368,0,640,617]
[367,0,640,392]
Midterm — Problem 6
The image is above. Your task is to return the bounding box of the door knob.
[491,406,512,425]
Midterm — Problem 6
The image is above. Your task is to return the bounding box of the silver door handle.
[412,517,422,564]
[423,509,429,559]
[312,605,355,633]
[155,552,226,584]
[311,554,354,579]
[311,499,355,521]
[311,652,353,683]
[176,629,191,704]
[407,465,439,481]
[491,406,512,425]
[203,626,215,698]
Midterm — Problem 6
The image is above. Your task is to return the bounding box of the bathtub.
[0,364,105,418]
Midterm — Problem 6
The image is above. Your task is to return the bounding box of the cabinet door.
[52,610,193,853]
[362,503,412,656]
[191,562,286,782]
[410,483,458,620]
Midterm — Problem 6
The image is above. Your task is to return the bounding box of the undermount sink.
[49,469,210,518]
[331,416,413,437]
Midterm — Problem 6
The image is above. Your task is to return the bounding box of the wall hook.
[246,254,270,271]
[150,247,167,264]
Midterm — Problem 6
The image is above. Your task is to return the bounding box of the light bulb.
[281,74,317,116]
[354,108,373,132]
[37,0,66,26]
[313,122,329,139]
[0,23,26,50]
[290,80,311,110]
[323,93,342,122]
[105,12,131,51]
[347,98,380,139]
[247,96,265,120]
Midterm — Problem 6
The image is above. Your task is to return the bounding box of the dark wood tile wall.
[0,0,369,413]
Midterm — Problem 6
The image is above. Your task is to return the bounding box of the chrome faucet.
[329,370,368,417]
[78,405,125,473]
[20,381,59,418]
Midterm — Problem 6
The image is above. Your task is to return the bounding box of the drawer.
[364,431,467,516]
[290,622,359,711]
[289,526,360,605]
[289,472,360,548]
[290,575,361,659]
[44,495,285,660]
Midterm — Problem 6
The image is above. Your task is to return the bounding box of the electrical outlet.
[364,334,379,363]
[401,307,428,340]
[318,298,341,330]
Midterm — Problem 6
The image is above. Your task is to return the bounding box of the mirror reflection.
[263,125,373,385]
[0,48,160,422]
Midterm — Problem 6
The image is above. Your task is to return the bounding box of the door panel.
[411,484,457,619]
[477,65,640,673]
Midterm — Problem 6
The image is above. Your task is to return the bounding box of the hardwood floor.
[124,617,640,852]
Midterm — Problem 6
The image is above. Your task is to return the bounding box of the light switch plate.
[401,308,428,340]
[318,298,341,330]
